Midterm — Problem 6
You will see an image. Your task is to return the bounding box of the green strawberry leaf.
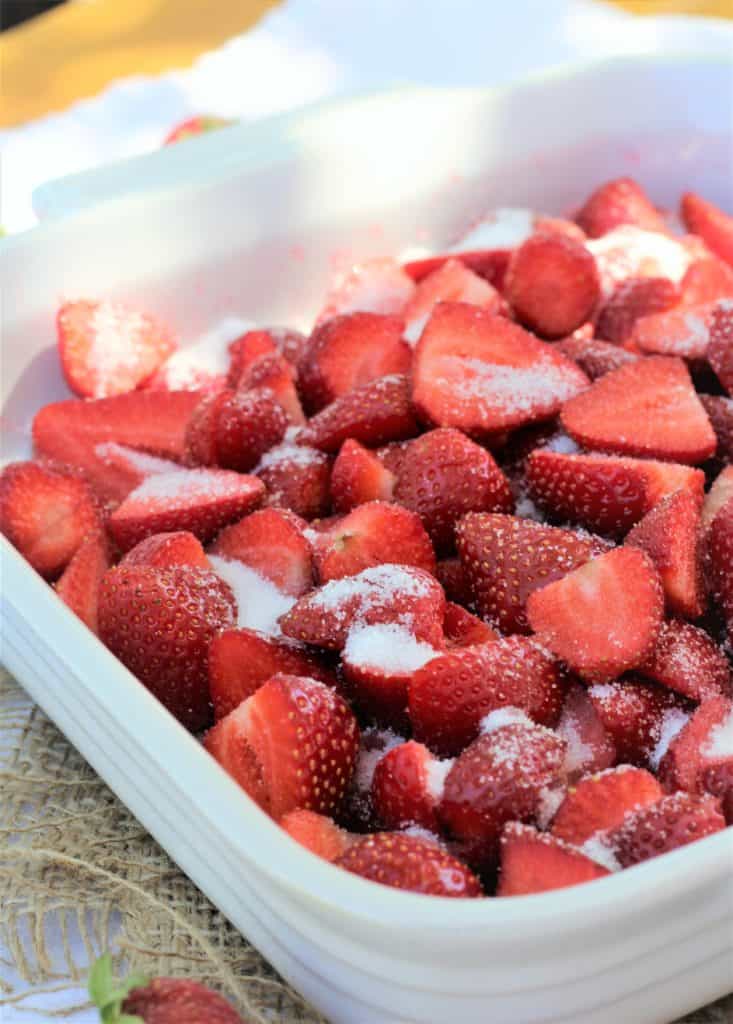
[88,954,114,1007]
[88,953,149,1022]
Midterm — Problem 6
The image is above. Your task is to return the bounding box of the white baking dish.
[2,54,732,1024]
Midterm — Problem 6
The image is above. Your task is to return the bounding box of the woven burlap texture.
[1,667,731,1024]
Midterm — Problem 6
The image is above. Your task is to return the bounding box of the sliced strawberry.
[185,387,288,472]
[238,353,305,425]
[181,389,230,466]
[107,467,264,551]
[204,673,359,818]
[551,766,663,846]
[608,791,725,867]
[402,259,503,345]
[435,557,475,608]
[121,530,209,569]
[497,823,611,896]
[681,257,733,305]
[411,302,588,435]
[87,441,182,504]
[210,507,313,596]
[560,357,716,464]
[555,335,639,381]
[708,299,733,395]
[557,682,616,781]
[98,565,236,730]
[437,721,566,864]
[681,192,733,268]
[576,178,667,238]
[505,232,601,338]
[330,439,396,513]
[702,761,733,824]
[371,740,449,831]
[639,620,731,703]
[254,441,331,521]
[0,461,99,579]
[163,114,233,144]
[710,498,733,632]
[625,489,705,619]
[409,637,563,757]
[587,226,692,298]
[208,627,335,720]
[298,374,419,453]
[443,602,499,648]
[702,466,733,536]
[227,329,280,386]
[526,448,704,538]
[120,977,243,1024]
[527,547,663,681]
[55,531,111,634]
[316,258,415,323]
[587,677,691,768]
[700,395,733,462]
[659,696,733,794]
[339,726,406,832]
[334,832,482,897]
[298,312,411,413]
[596,276,680,344]
[279,564,445,650]
[392,428,513,552]
[279,809,352,862]
[56,299,175,399]
[313,501,436,583]
[630,303,715,359]
[455,513,606,634]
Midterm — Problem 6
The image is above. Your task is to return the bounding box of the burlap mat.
[1,667,730,1024]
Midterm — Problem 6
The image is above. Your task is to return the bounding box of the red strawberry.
[443,601,499,648]
[185,387,288,472]
[630,303,715,359]
[587,677,691,768]
[392,428,513,552]
[330,438,396,513]
[551,766,663,846]
[560,357,716,464]
[526,448,704,538]
[640,619,731,703]
[98,565,236,730]
[335,832,482,897]
[204,674,359,818]
[0,461,99,578]
[596,276,680,344]
[497,822,610,896]
[556,682,616,781]
[700,395,733,462]
[208,628,335,720]
[702,466,733,536]
[708,299,733,395]
[55,531,110,634]
[702,762,733,824]
[680,257,733,305]
[210,507,313,596]
[411,302,588,435]
[555,335,639,381]
[56,299,175,399]
[181,389,229,466]
[409,637,563,757]
[298,374,419,453]
[526,547,664,681]
[313,501,436,583]
[339,726,406,832]
[371,740,449,831]
[280,564,445,650]
[227,329,279,386]
[659,696,733,794]
[608,791,725,867]
[437,720,566,864]
[625,489,705,619]
[298,312,411,413]
[401,258,503,345]
[576,177,667,238]
[710,498,733,632]
[435,557,475,608]
[163,114,234,144]
[107,467,264,551]
[279,809,352,861]
[254,441,331,521]
[587,225,692,298]
[121,530,209,569]
[316,258,415,323]
[505,232,601,338]
[238,353,305,425]
[681,192,733,268]
[455,513,607,634]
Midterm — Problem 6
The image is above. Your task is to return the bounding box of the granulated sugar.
[208,555,295,636]
[343,623,438,674]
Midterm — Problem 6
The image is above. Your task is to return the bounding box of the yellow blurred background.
[1,0,731,129]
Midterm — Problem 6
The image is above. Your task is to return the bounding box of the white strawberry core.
[208,555,295,637]
[448,207,535,253]
[159,315,253,388]
[702,707,733,760]
[343,623,438,674]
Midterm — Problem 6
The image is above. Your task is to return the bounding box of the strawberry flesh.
[298,374,419,453]
[681,192,733,268]
[254,442,332,521]
[210,507,313,596]
[371,740,447,831]
[55,532,111,634]
[551,766,663,846]
[330,438,396,513]
[497,822,611,896]
[279,809,352,862]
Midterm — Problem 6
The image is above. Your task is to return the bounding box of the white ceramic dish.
[2,54,733,1024]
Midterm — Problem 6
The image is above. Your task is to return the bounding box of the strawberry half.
[576,177,667,238]
[298,312,411,413]
[555,335,639,381]
[298,374,419,453]
[57,299,175,399]
[121,530,209,569]
[392,428,513,553]
[640,620,731,703]
[371,739,450,831]
[227,329,279,386]
[210,507,313,596]
[330,438,396,513]
[455,513,607,634]
[497,823,611,896]
[279,809,352,862]
[505,232,601,338]
[0,461,99,579]
[629,303,715,359]
[587,225,692,298]
[55,531,111,634]
[587,677,691,768]
[557,682,616,781]
[409,637,563,757]
[680,257,733,305]
[702,466,733,536]
[681,192,733,268]
[560,356,716,464]
[313,501,436,583]
[401,258,503,345]
[238,353,305,425]
[700,395,733,463]
[208,627,335,720]
[608,791,726,867]
[334,832,482,897]
[185,387,288,472]
[527,547,664,682]
[710,499,733,639]
[204,674,359,818]
[254,442,332,521]
[442,601,499,648]
[708,299,733,395]
[339,726,406,832]
[659,696,733,794]
[98,565,236,730]
[596,276,681,344]
[411,302,588,435]
[316,258,415,323]
[551,766,663,846]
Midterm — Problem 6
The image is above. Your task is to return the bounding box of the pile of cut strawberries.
[2,179,732,899]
